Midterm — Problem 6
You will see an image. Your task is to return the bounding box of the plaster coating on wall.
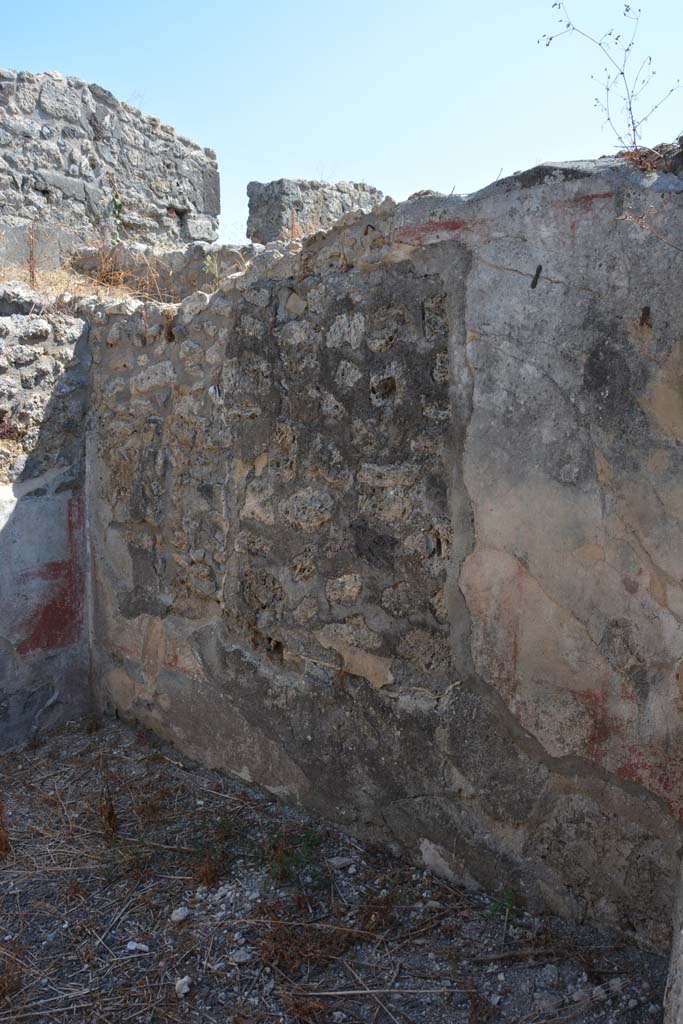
[0,282,91,747]
[82,158,683,948]
[2,68,683,956]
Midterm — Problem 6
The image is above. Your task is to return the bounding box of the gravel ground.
[0,719,668,1023]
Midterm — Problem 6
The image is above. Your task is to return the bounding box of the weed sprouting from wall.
[26,221,37,290]
[203,251,221,292]
[107,173,124,246]
[540,3,680,161]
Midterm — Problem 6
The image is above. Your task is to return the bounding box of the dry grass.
[192,849,223,888]
[0,944,23,1006]
[97,789,118,845]
[0,236,179,305]
[83,239,177,302]
[254,899,364,973]
[26,222,37,290]
[0,800,8,860]
[279,994,329,1024]
[0,257,148,305]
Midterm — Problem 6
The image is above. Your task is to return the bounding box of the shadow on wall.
[0,283,92,749]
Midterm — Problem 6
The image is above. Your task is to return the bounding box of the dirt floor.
[0,719,669,1024]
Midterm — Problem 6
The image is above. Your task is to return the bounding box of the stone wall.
[0,282,91,748]
[247,179,383,244]
[0,70,219,268]
[85,158,683,949]
[666,866,683,1020]
[71,240,266,303]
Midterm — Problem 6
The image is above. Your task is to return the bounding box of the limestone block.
[246,179,384,244]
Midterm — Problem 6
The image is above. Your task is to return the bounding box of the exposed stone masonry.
[82,159,683,952]
[2,73,683,991]
[0,69,219,266]
[247,179,384,243]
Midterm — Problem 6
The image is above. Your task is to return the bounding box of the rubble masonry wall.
[85,161,683,949]
[0,69,220,268]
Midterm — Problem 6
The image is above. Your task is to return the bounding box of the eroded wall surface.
[87,159,683,948]
[666,865,683,1020]
[0,70,219,267]
[247,179,384,244]
[0,283,91,747]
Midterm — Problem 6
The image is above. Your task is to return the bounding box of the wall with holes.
[82,154,683,950]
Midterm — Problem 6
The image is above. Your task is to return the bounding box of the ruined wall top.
[0,70,220,266]
[246,178,383,244]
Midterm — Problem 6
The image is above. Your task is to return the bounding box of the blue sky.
[3,0,682,241]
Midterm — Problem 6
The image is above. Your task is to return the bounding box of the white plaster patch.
[0,483,16,531]
[418,838,457,881]
[0,468,62,529]
[418,838,480,890]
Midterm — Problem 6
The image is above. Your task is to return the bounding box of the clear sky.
[3,0,682,241]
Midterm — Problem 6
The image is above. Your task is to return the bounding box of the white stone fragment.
[170,906,191,923]
[175,976,192,998]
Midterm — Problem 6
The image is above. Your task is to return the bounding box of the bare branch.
[540,2,678,154]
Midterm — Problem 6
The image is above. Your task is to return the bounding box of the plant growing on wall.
[540,3,679,163]
[27,220,37,289]
[203,251,220,292]
[107,172,123,245]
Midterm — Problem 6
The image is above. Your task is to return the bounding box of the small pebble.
[175,976,192,998]
[126,941,149,952]
[231,947,253,964]
[537,964,559,989]
[170,906,191,923]
[534,992,563,1012]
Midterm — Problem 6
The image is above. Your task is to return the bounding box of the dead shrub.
[0,944,23,1004]
[279,994,329,1023]
[253,901,364,974]
[98,787,118,844]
